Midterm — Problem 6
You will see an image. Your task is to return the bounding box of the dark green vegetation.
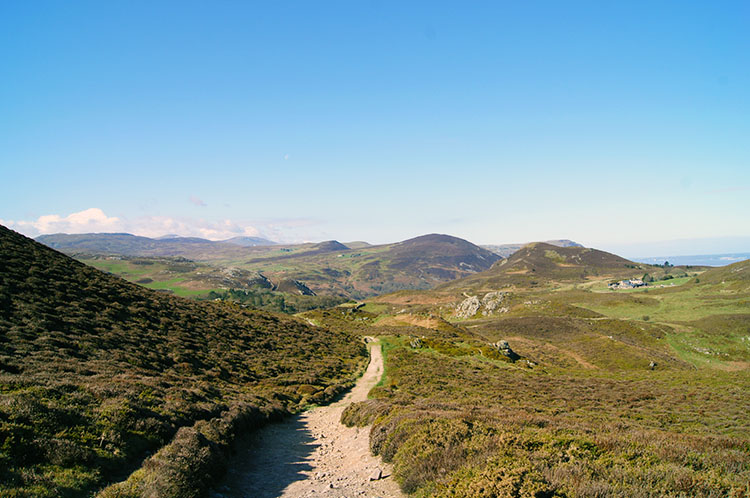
[40,232,502,299]
[0,226,366,497]
[205,289,346,314]
[79,256,347,313]
[323,254,750,497]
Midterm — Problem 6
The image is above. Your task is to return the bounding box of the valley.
[2,225,748,497]
[40,233,502,300]
[6,5,748,497]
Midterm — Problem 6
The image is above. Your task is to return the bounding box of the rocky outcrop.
[454,295,481,318]
[481,291,508,315]
[454,291,510,318]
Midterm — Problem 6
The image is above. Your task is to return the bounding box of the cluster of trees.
[205,288,346,313]
[641,271,690,283]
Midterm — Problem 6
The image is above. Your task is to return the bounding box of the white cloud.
[2,208,265,241]
[5,208,121,236]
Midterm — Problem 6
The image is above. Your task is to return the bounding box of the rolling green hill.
[0,225,366,497]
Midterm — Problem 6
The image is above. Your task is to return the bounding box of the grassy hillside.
[41,232,502,299]
[303,257,750,496]
[0,226,366,497]
[693,259,750,288]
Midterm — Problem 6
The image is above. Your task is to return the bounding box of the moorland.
[2,225,749,497]
[0,226,365,497]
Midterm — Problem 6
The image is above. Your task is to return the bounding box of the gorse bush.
[0,226,366,497]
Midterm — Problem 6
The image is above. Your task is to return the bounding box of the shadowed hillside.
[0,225,366,497]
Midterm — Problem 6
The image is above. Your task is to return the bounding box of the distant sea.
[633,253,750,267]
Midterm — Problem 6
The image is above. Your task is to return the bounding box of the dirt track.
[214,340,403,497]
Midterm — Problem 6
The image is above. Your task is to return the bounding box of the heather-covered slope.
[0,225,366,497]
[306,254,750,496]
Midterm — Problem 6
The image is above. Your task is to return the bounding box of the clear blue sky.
[1,1,749,255]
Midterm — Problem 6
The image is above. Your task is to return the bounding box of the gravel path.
[214,339,403,498]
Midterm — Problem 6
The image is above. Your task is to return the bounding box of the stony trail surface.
[214,339,403,498]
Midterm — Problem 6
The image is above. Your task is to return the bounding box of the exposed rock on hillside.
[481,291,508,315]
[218,267,273,289]
[490,340,520,362]
[454,291,510,318]
[455,295,481,318]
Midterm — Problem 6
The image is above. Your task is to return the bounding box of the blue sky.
[1,1,749,255]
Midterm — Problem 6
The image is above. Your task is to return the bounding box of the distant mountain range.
[481,239,582,257]
[222,236,277,247]
[35,232,276,258]
[34,231,501,298]
[229,233,502,297]
[155,234,277,246]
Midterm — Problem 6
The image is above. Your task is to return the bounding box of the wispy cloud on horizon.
[0,208,327,243]
[1,208,260,241]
